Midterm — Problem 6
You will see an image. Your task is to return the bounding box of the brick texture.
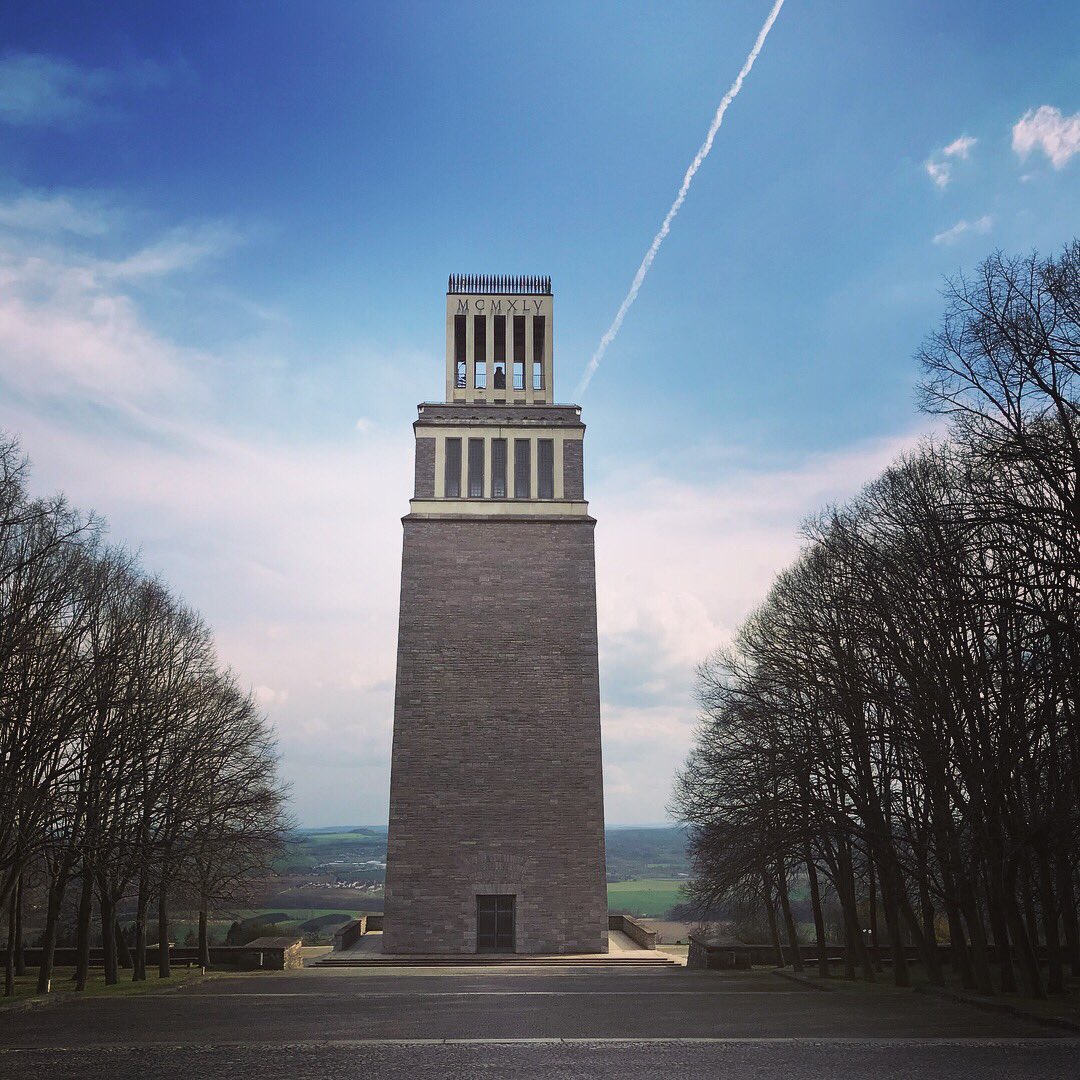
[413,437,435,498]
[383,516,608,954]
[563,440,584,501]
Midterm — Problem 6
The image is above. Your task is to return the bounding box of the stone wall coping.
[416,403,584,428]
[244,936,303,949]
[403,513,596,525]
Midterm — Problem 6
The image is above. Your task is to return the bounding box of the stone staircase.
[316,951,679,969]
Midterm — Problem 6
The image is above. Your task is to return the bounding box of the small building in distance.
[382,274,608,954]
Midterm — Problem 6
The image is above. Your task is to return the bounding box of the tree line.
[673,241,1080,999]
[1,437,290,995]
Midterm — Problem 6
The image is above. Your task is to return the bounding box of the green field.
[606,878,687,918]
[293,830,385,847]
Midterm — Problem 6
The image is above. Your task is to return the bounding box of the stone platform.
[315,930,678,969]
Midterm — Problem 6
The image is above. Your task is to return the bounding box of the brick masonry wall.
[383,516,608,954]
[414,437,436,498]
[563,440,584,501]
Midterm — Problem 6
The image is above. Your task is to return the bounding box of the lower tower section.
[383,514,607,954]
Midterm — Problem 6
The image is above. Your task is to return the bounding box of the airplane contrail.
[576,0,786,396]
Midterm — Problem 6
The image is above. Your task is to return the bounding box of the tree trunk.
[74,871,94,991]
[36,877,67,994]
[115,920,133,970]
[133,874,149,982]
[1005,866,1045,999]
[836,842,872,980]
[4,885,15,997]
[776,862,804,972]
[157,890,171,978]
[1037,848,1063,994]
[13,874,24,977]
[805,845,829,978]
[986,873,1017,994]
[867,858,883,973]
[877,860,910,987]
[99,888,118,986]
[1056,855,1080,978]
[941,883,974,990]
[954,871,994,995]
[918,874,937,953]
[762,873,784,968]
[198,904,211,969]
[1021,858,1040,954]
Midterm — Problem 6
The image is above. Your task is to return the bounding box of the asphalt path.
[1,966,1075,1079]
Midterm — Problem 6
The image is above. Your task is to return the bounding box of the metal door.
[476,894,515,952]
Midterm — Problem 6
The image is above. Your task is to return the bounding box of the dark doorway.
[476,894,515,952]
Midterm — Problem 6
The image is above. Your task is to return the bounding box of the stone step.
[316,954,678,968]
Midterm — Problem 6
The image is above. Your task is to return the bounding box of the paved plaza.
[1,965,1076,1079]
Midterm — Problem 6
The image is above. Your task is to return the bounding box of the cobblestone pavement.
[1,967,1075,1079]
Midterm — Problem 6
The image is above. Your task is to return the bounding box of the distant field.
[237,907,375,925]
[292,830,385,847]
[607,878,687,918]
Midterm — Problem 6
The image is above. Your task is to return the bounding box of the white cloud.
[0,207,247,412]
[0,53,168,127]
[1012,105,1080,170]
[0,193,114,236]
[255,685,290,707]
[103,222,242,280]
[924,134,977,189]
[354,417,373,433]
[0,205,927,826]
[925,160,951,189]
[942,135,977,160]
[932,214,992,246]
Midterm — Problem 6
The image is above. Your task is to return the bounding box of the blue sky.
[1,2,1078,824]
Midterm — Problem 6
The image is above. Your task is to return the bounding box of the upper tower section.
[446,274,554,405]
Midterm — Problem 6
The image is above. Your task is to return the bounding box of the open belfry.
[382,274,608,954]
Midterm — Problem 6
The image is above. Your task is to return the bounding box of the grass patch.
[1,966,210,1008]
[607,878,687,918]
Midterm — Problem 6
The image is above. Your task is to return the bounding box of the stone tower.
[382,274,607,955]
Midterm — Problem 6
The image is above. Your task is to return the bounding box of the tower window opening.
[468,438,485,498]
[444,437,462,498]
[532,316,546,390]
[538,439,554,499]
[514,439,531,499]
[493,360,506,389]
[473,315,487,390]
[513,315,525,373]
[492,438,507,499]
[494,315,506,364]
[454,315,467,389]
[474,361,487,389]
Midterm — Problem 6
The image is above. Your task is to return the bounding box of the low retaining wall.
[686,940,1074,970]
[608,914,656,950]
[0,940,303,972]
[334,920,364,951]
[688,936,753,970]
[227,937,304,971]
[332,913,385,951]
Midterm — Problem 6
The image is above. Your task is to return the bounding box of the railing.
[448,274,552,296]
